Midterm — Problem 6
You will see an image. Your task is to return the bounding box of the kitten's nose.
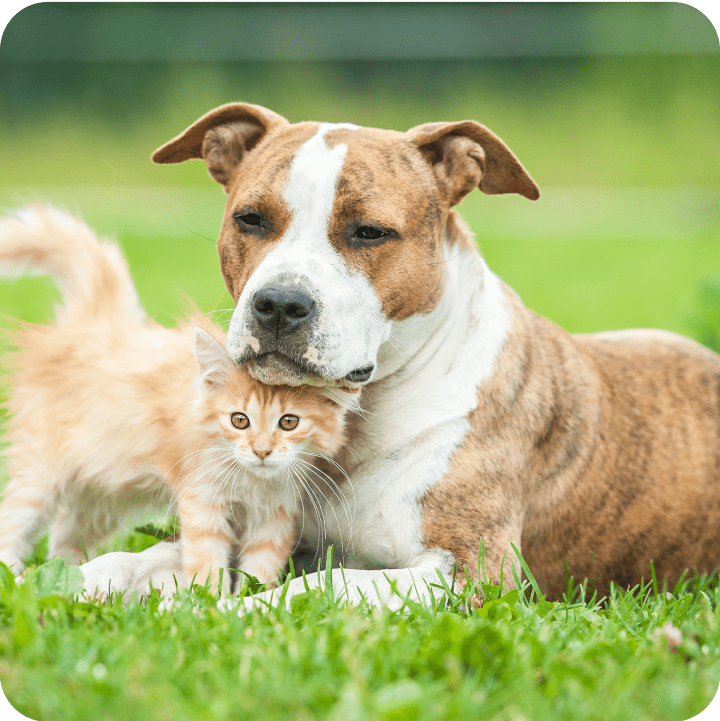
[254,449,272,460]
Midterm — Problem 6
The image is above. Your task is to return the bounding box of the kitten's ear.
[195,327,232,390]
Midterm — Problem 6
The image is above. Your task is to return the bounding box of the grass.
[0,542,718,721]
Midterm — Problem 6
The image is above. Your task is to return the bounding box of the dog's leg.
[223,551,455,614]
[78,540,184,600]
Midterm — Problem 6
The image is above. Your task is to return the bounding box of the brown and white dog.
[78,103,720,607]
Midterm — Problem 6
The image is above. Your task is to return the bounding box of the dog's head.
[153,103,539,387]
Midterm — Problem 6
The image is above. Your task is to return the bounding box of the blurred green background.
[0,2,718,342]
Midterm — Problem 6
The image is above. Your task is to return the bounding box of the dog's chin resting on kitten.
[0,207,353,593]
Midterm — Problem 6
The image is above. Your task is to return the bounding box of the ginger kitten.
[0,208,354,592]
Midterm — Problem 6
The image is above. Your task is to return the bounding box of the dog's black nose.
[252,286,315,334]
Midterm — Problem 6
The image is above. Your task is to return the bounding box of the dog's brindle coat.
[79,103,720,606]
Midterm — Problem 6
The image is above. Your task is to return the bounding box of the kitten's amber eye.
[230,412,249,430]
[279,414,299,431]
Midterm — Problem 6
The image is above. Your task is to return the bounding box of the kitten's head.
[194,327,356,478]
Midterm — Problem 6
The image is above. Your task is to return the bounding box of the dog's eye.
[230,412,250,429]
[233,211,264,229]
[278,414,299,431]
[354,226,387,241]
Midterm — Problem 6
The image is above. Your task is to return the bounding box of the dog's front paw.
[217,575,316,616]
[156,597,178,613]
[78,543,185,603]
[140,572,182,601]
[217,590,278,616]
[79,551,135,600]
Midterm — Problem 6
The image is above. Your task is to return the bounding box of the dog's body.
[77,105,720,605]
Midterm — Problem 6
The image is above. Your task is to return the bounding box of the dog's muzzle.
[235,281,378,387]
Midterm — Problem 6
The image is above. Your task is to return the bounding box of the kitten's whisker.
[285,464,318,562]
[351,404,376,420]
[155,447,214,500]
[170,453,236,521]
[289,461,331,548]
[302,471,353,556]
[186,456,235,507]
[207,461,244,536]
[296,459,355,527]
[333,438,362,465]
[289,463,324,541]
[295,450,351,485]
[295,450,357,521]
[294,466,347,556]
[163,449,235,507]
[206,464,235,527]
[282,470,305,558]
[288,462,324,559]
[292,458,354,546]
[157,453,231,528]
[157,446,233,500]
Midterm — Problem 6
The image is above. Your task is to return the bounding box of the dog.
[77,103,720,608]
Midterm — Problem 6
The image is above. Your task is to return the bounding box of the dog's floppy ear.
[152,103,289,187]
[407,120,540,205]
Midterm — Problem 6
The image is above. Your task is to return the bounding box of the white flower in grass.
[653,621,682,649]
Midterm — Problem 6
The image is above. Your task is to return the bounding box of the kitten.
[0,207,354,592]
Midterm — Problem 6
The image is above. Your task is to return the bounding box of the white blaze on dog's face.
[227,124,390,386]
[152,104,539,387]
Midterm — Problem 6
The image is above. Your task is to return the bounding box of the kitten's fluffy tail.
[0,206,145,323]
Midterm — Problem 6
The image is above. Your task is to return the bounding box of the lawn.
[0,547,718,721]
